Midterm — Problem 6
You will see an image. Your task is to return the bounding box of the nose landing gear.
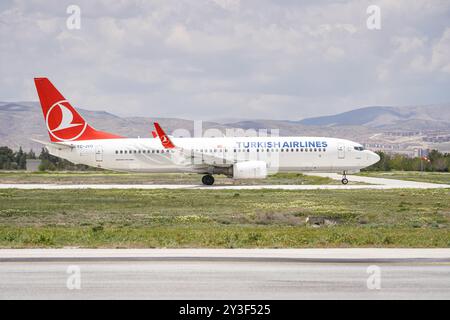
[341,171,348,185]
[202,174,215,186]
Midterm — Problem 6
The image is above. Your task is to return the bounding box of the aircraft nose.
[369,151,380,164]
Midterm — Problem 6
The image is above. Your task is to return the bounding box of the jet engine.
[232,161,268,179]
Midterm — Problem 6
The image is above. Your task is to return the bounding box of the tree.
[14,147,27,170]
[429,150,449,172]
[361,150,449,172]
[0,146,15,169]
[362,151,391,171]
[27,149,37,159]
[38,159,56,171]
[38,148,58,171]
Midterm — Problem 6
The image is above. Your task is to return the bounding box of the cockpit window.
[354,146,364,151]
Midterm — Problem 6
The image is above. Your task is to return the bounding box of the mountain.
[0,101,227,151]
[298,105,450,130]
[0,101,449,152]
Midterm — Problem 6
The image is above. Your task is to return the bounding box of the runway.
[0,173,448,189]
[1,249,449,299]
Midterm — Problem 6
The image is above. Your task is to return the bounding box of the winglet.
[154,122,175,149]
[151,130,157,138]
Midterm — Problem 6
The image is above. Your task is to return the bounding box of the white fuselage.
[46,136,380,175]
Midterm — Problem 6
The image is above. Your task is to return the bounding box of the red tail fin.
[34,78,123,142]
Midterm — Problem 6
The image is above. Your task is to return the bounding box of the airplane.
[33,77,380,185]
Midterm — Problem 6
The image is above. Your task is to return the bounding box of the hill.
[0,102,449,153]
[298,105,450,130]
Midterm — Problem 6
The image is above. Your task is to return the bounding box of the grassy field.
[358,171,450,184]
[0,188,449,248]
[0,171,343,185]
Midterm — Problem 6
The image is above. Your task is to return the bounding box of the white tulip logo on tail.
[46,100,87,141]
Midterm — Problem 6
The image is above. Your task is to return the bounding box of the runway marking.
[2,249,450,262]
[1,256,450,264]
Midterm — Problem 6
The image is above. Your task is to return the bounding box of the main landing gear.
[202,174,215,186]
[341,171,348,185]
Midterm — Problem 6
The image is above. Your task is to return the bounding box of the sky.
[0,0,449,120]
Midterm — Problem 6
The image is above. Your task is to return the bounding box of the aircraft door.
[190,149,195,165]
[95,145,103,162]
[337,144,345,159]
[220,148,226,165]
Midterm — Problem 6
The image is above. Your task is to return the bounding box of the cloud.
[166,24,192,50]
[0,0,449,120]
[431,27,450,73]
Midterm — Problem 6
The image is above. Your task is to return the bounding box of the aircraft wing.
[153,122,232,167]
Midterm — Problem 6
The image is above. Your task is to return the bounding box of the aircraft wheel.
[341,178,349,185]
[202,175,215,186]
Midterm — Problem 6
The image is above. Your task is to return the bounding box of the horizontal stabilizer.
[31,138,74,149]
